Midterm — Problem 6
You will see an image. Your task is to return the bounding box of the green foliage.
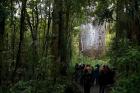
[112,74,140,93]
[0,2,9,22]
[1,0,140,93]
[109,43,140,72]
[10,81,32,93]
[108,38,140,93]
[89,0,114,23]
[9,77,80,93]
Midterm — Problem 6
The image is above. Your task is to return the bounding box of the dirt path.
[74,82,111,93]
[90,85,99,93]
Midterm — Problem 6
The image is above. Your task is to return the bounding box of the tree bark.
[12,0,27,82]
[44,1,52,56]
[26,1,39,78]
[0,12,5,86]
[51,0,71,76]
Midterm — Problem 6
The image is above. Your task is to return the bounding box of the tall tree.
[0,0,8,86]
[26,0,39,77]
[51,0,71,76]
[12,0,27,82]
[44,0,52,56]
[51,0,61,78]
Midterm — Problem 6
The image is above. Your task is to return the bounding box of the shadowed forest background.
[0,0,140,93]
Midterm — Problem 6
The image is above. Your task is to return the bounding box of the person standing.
[94,64,100,85]
[99,65,110,93]
[83,67,92,93]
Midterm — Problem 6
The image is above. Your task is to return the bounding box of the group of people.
[74,63,115,93]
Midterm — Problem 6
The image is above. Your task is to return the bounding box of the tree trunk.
[44,1,52,56]
[51,0,71,76]
[59,2,71,75]
[0,13,5,86]
[26,1,39,79]
[51,0,61,78]
[12,0,27,82]
[10,0,16,72]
